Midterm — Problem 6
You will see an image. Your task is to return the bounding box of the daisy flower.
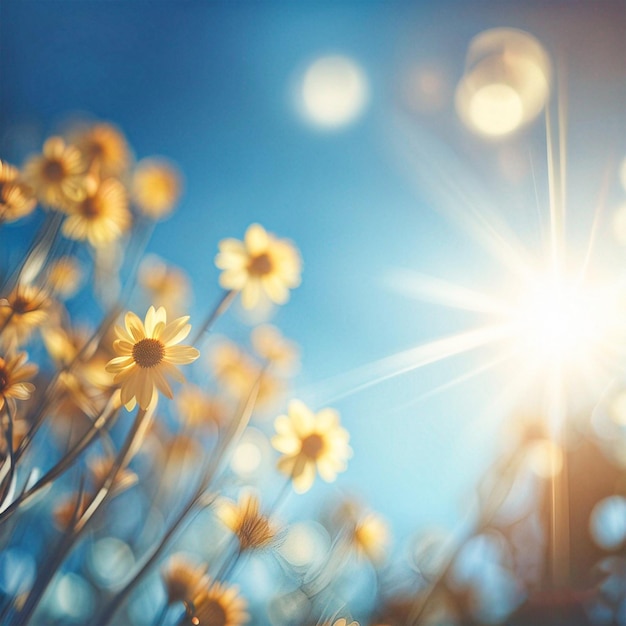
[0,160,36,223]
[72,122,130,178]
[160,553,207,606]
[62,176,131,248]
[215,224,302,309]
[0,351,38,414]
[131,158,182,220]
[105,306,200,410]
[22,137,86,209]
[190,580,249,626]
[0,284,50,348]
[272,399,352,494]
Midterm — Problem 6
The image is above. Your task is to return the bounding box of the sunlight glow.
[511,273,615,366]
[299,55,369,129]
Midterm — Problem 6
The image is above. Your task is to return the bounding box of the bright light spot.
[526,439,563,478]
[467,83,524,136]
[456,28,551,138]
[279,521,329,568]
[512,275,612,365]
[88,537,134,588]
[612,204,626,245]
[609,390,626,425]
[231,441,262,475]
[590,496,626,550]
[53,573,94,621]
[0,548,35,595]
[299,55,369,129]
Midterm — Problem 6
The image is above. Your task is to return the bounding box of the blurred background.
[2,1,626,622]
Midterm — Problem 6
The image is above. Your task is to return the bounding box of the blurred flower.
[46,256,83,299]
[331,620,359,626]
[72,122,130,178]
[161,553,207,606]
[131,158,182,220]
[0,416,28,458]
[53,492,88,530]
[0,160,36,223]
[217,492,277,552]
[251,324,299,374]
[209,339,283,410]
[106,306,200,410]
[272,400,351,493]
[0,284,50,347]
[23,137,86,209]
[215,224,302,309]
[139,254,190,313]
[351,512,390,563]
[88,455,138,496]
[0,351,37,414]
[62,176,131,248]
[175,384,228,430]
[189,580,249,626]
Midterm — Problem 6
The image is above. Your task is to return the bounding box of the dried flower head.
[46,256,83,299]
[72,122,130,177]
[217,492,277,552]
[62,176,131,248]
[161,553,207,606]
[106,306,200,410]
[0,284,50,347]
[132,158,182,219]
[23,137,86,209]
[215,224,302,309]
[0,160,36,223]
[272,400,352,494]
[0,351,37,414]
[251,324,299,374]
[189,581,249,626]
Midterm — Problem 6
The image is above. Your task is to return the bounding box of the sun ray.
[299,323,514,405]
[384,267,510,316]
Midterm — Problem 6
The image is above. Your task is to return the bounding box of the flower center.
[248,252,273,276]
[11,295,32,314]
[132,338,164,368]
[301,433,325,459]
[80,196,101,218]
[43,159,65,182]
[197,599,227,626]
[0,364,8,393]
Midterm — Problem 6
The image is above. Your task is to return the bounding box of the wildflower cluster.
[0,120,385,626]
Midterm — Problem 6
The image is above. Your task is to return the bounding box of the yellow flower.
[161,553,207,606]
[22,137,86,209]
[139,255,190,313]
[0,351,37,414]
[62,176,131,248]
[209,339,283,410]
[190,580,249,626]
[46,256,83,299]
[352,512,390,563]
[175,384,228,429]
[0,160,36,223]
[251,324,299,374]
[131,158,182,219]
[215,224,302,309]
[272,400,351,494]
[105,306,200,410]
[72,122,130,178]
[217,492,277,552]
[0,284,50,347]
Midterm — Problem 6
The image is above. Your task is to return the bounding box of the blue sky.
[2,0,626,553]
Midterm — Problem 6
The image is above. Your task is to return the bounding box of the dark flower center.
[80,196,100,218]
[248,252,273,276]
[301,433,325,459]
[196,599,227,626]
[43,159,65,182]
[11,295,32,314]
[0,365,8,393]
[132,338,164,368]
